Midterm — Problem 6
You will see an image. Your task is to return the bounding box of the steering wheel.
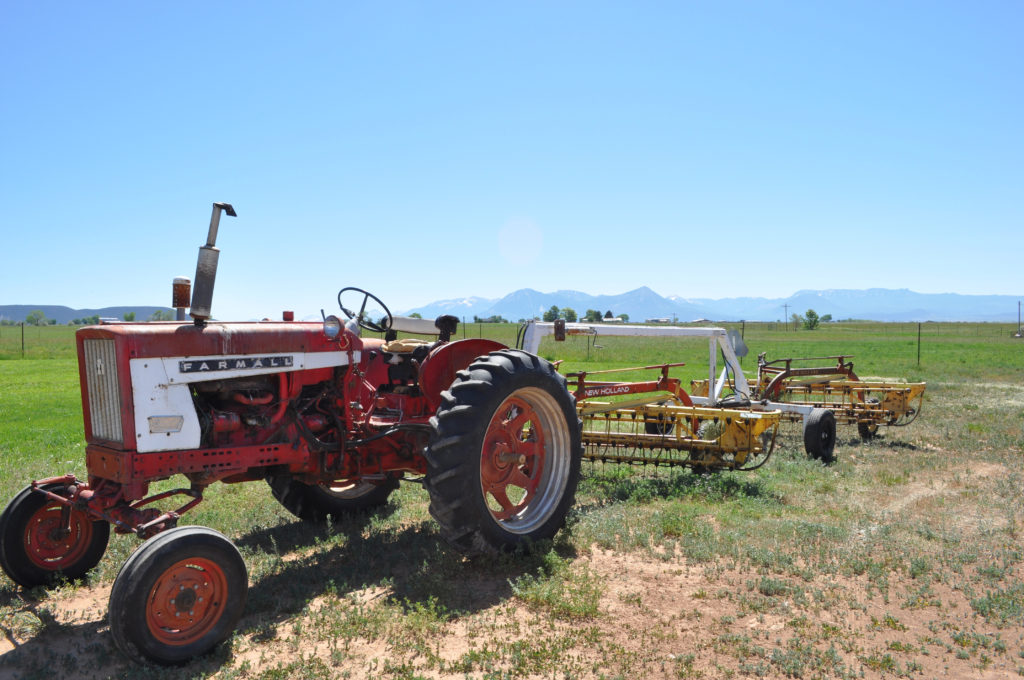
[337,287,393,333]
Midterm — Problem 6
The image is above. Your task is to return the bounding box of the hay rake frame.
[519,321,838,468]
[691,353,925,439]
[567,363,781,471]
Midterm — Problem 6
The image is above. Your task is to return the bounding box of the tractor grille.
[83,338,124,443]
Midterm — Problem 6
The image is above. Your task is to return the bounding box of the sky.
[2,1,1021,321]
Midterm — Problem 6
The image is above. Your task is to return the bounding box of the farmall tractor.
[0,204,583,664]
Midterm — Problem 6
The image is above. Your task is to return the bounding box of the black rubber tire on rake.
[804,408,837,463]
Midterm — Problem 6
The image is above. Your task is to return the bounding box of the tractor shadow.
[0,501,574,680]
[231,501,578,638]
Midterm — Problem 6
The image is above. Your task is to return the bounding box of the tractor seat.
[382,337,432,354]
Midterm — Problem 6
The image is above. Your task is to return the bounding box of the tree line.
[467,307,631,324]
[3,310,175,326]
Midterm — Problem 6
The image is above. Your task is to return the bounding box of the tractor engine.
[191,375,338,449]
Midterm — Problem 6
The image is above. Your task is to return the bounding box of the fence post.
[917,323,921,366]
[21,322,25,358]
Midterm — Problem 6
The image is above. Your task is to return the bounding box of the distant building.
[645,317,671,324]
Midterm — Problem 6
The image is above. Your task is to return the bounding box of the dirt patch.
[884,461,1006,515]
[4,542,1023,679]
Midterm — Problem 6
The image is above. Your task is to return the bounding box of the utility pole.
[782,304,790,331]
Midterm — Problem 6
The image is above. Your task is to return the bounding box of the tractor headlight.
[323,315,343,340]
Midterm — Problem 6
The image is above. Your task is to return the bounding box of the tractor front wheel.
[804,408,837,463]
[267,476,399,522]
[426,349,582,556]
[109,526,247,665]
[0,483,110,587]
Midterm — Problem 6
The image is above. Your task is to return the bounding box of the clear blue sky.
[2,1,1021,321]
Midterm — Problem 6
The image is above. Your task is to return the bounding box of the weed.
[862,651,898,672]
[671,652,702,678]
[903,582,941,609]
[870,613,908,631]
[971,583,1024,626]
[908,556,931,579]
[509,551,604,619]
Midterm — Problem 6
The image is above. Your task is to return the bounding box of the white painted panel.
[129,350,351,453]
[129,358,203,453]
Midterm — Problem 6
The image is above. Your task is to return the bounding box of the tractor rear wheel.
[804,408,837,463]
[267,476,399,522]
[109,526,247,665]
[425,349,582,556]
[0,482,110,587]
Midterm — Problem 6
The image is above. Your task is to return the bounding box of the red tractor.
[0,204,582,664]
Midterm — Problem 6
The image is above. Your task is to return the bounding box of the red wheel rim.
[146,557,229,646]
[23,501,94,570]
[480,395,546,521]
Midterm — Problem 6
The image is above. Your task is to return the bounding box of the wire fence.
[2,319,1020,362]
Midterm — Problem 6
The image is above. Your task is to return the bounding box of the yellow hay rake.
[691,354,925,439]
[566,363,781,471]
[520,321,923,464]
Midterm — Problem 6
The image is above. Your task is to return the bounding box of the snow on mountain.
[404,288,1020,323]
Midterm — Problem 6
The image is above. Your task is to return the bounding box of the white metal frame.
[519,320,816,420]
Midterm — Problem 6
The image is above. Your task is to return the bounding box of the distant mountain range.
[2,288,1019,326]
[401,287,1021,323]
[0,305,174,324]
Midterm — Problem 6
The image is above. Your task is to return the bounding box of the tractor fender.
[419,339,508,411]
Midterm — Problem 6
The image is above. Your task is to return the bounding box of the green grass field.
[1,321,1022,679]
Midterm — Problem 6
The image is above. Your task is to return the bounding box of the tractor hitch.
[29,476,206,537]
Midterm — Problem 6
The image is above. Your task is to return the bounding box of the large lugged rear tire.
[109,526,247,665]
[0,483,110,587]
[425,349,582,557]
[267,477,399,522]
[804,408,837,463]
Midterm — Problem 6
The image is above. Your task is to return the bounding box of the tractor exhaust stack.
[190,202,236,325]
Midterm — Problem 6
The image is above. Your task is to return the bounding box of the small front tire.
[109,526,247,665]
[0,483,110,587]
